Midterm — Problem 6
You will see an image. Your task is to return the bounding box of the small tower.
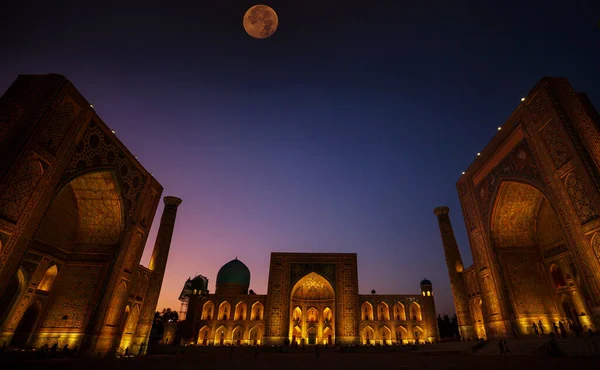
[433,206,474,340]
[419,278,440,342]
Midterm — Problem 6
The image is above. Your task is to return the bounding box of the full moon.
[243,5,278,39]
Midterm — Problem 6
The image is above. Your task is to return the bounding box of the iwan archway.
[289,272,335,345]
[490,181,592,333]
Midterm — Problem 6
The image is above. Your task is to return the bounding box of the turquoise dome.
[216,258,251,287]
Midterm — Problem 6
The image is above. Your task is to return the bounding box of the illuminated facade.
[0,75,181,355]
[180,253,439,346]
[435,77,600,340]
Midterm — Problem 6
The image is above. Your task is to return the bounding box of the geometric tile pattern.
[540,120,572,169]
[0,155,45,223]
[70,171,122,244]
[62,121,146,219]
[36,103,75,155]
[41,265,104,329]
[492,182,544,248]
[565,173,599,224]
[476,141,540,220]
[593,234,600,264]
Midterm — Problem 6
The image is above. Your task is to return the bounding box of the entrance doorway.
[308,331,316,345]
[11,303,40,347]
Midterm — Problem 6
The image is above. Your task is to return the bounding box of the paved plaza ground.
[1,346,598,370]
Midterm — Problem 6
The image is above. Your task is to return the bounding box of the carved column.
[132,196,182,354]
[433,206,475,340]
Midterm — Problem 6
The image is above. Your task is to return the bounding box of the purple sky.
[2,0,600,316]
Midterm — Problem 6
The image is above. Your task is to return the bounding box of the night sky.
[1,0,599,316]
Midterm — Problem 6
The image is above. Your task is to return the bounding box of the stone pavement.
[1,346,598,370]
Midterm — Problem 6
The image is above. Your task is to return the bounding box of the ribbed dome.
[216,258,250,294]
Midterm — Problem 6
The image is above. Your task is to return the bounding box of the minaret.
[132,196,182,354]
[433,206,474,340]
[419,279,440,342]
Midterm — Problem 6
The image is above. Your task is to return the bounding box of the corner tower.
[433,206,474,340]
[419,279,440,342]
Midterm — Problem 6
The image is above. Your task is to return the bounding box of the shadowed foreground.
[2,346,598,370]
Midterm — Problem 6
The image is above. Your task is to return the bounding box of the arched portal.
[361,302,373,320]
[292,325,302,345]
[396,325,408,344]
[3,171,126,349]
[249,326,262,345]
[393,302,406,321]
[490,181,590,333]
[379,326,391,345]
[289,272,335,345]
[218,301,231,320]
[377,302,390,321]
[251,302,263,320]
[409,302,422,321]
[215,326,227,345]
[231,325,243,345]
[234,302,247,320]
[362,326,375,345]
[413,326,424,344]
[201,301,214,320]
[11,302,41,348]
[0,268,26,327]
[198,325,211,346]
[323,327,333,345]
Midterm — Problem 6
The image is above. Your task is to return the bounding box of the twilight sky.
[1,0,599,316]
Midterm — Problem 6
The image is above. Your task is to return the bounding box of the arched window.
[307,307,318,323]
[409,302,422,321]
[377,302,390,320]
[202,301,214,320]
[38,265,58,292]
[393,302,406,321]
[361,302,373,320]
[251,302,264,320]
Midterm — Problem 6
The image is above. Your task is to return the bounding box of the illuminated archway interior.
[289,272,335,345]
[491,181,591,333]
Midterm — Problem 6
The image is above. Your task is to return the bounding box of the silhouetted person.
[588,328,593,337]
[553,323,559,337]
[72,345,78,357]
[532,323,540,338]
[138,343,144,356]
[558,321,567,338]
[503,340,511,355]
[125,347,129,356]
[538,320,545,336]
[498,340,505,355]
[51,343,58,357]
[573,323,581,337]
